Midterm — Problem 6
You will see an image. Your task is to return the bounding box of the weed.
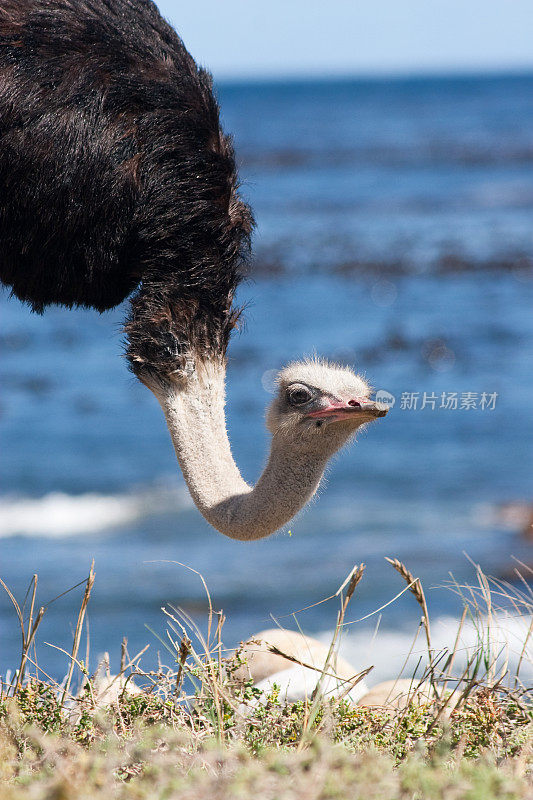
[2,558,533,798]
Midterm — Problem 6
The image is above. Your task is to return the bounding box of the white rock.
[233,628,368,706]
[255,665,368,705]
[357,679,436,709]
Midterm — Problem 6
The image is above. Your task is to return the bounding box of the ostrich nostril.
[347,399,361,408]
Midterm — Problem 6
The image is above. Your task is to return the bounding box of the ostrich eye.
[287,384,312,407]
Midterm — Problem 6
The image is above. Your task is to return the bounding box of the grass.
[2,557,533,799]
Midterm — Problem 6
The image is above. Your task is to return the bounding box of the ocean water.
[1,74,532,682]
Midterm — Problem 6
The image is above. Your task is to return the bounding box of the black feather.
[0,0,253,376]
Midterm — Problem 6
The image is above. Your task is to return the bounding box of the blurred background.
[1,0,532,681]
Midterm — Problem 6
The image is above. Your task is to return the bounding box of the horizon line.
[212,64,533,86]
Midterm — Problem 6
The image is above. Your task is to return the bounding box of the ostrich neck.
[156,361,327,541]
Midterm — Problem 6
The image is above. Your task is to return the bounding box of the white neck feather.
[153,360,328,540]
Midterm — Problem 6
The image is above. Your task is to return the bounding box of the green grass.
[2,558,533,799]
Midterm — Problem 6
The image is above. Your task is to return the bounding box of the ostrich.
[0,0,387,541]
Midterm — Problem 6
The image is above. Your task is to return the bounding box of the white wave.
[329,611,533,686]
[0,484,192,538]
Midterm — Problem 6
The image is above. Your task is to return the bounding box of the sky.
[156,0,533,80]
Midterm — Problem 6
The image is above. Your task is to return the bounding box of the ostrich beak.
[307,398,389,421]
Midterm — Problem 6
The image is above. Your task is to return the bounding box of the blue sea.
[1,73,532,683]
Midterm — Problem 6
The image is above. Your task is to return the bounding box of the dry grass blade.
[385,557,440,699]
[385,557,433,659]
[383,620,425,705]
[266,644,366,684]
[163,604,229,739]
[424,649,485,737]
[0,574,47,694]
[298,564,366,747]
[20,606,46,686]
[175,634,192,694]
[147,561,217,646]
[120,637,128,674]
[18,653,72,698]
[336,563,366,601]
[44,642,96,706]
[441,606,468,696]
[0,577,24,625]
[516,615,533,687]
[60,560,95,708]
[335,665,375,701]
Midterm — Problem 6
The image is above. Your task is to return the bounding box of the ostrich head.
[151,355,388,541]
[267,359,387,456]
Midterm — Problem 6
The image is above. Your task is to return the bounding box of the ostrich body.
[0,0,387,540]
